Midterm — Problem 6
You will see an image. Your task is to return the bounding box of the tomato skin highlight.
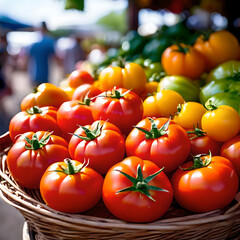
[171,155,239,213]
[102,156,173,222]
[40,159,104,213]
[220,134,240,179]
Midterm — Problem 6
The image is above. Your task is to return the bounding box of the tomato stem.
[23,131,53,150]
[105,87,131,99]
[55,158,89,175]
[134,118,170,139]
[180,151,212,171]
[72,121,104,141]
[78,96,91,106]
[205,100,218,111]
[26,106,42,115]
[116,164,168,201]
[174,42,189,54]
[187,124,207,140]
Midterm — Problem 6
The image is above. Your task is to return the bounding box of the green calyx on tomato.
[204,100,218,111]
[105,88,131,99]
[187,125,207,140]
[116,164,168,201]
[72,121,103,141]
[78,96,91,106]
[26,106,43,115]
[111,56,126,68]
[23,131,53,150]
[174,42,189,54]
[180,152,212,171]
[134,117,170,139]
[54,158,88,175]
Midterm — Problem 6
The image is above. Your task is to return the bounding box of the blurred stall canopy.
[0,15,32,34]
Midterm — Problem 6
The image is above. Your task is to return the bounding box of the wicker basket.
[1,132,240,240]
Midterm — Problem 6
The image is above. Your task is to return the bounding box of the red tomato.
[102,156,173,222]
[40,159,103,213]
[68,120,125,174]
[92,87,143,136]
[9,106,62,142]
[125,117,190,173]
[220,135,240,179]
[171,154,239,213]
[57,99,94,135]
[68,70,94,89]
[186,126,222,157]
[72,83,102,101]
[7,131,70,189]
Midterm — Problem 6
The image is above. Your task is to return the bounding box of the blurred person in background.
[0,33,12,100]
[56,34,86,76]
[24,21,58,88]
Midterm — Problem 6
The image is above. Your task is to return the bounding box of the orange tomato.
[98,62,147,95]
[161,43,206,79]
[143,89,185,118]
[194,30,239,72]
[173,102,207,129]
[21,83,70,111]
[140,81,159,100]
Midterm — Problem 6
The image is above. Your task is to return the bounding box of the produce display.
[3,25,240,224]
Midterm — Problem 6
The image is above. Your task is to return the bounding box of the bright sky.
[0,0,128,30]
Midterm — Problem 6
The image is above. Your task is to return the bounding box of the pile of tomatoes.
[5,29,240,223]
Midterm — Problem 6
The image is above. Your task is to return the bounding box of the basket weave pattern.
[1,132,240,240]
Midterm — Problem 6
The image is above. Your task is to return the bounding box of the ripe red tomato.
[7,131,70,189]
[68,120,125,174]
[102,156,173,222]
[171,154,239,213]
[40,159,103,213]
[125,117,190,173]
[92,87,143,136]
[220,134,240,178]
[186,126,222,157]
[68,70,94,89]
[57,99,94,135]
[9,106,62,142]
[72,83,102,101]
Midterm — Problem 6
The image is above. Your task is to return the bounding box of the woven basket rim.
[1,132,240,233]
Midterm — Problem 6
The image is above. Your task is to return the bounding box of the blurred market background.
[0,0,239,239]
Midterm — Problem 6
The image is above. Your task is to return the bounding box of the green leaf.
[65,0,84,11]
